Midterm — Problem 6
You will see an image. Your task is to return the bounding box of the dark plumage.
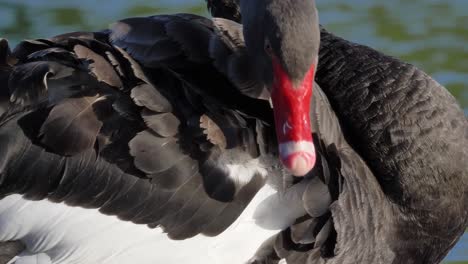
[0,39,12,116]
[208,1,468,264]
[0,1,466,263]
[0,241,24,264]
[0,17,272,239]
[207,0,241,23]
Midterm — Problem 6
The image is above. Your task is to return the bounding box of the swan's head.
[241,0,320,176]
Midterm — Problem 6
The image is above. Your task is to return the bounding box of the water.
[0,0,467,110]
[0,0,466,263]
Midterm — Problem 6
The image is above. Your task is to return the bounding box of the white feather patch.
[0,184,281,264]
[225,158,268,185]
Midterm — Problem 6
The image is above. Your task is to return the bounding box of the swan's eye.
[264,39,273,56]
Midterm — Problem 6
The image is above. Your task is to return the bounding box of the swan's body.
[0,1,466,264]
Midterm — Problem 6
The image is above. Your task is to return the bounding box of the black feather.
[142,109,180,137]
[130,83,172,112]
[0,241,25,264]
[129,130,185,174]
[39,95,109,156]
[73,44,123,88]
[150,156,198,189]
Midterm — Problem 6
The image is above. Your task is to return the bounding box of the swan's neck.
[316,29,467,261]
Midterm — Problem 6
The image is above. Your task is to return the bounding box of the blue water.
[0,0,466,262]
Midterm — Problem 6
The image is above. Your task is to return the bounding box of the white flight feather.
[0,182,293,264]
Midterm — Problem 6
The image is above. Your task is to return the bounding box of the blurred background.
[0,0,466,263]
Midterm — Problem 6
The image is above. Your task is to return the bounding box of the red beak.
[270,59,316,176]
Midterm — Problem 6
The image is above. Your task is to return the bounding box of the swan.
[0,0,466,263]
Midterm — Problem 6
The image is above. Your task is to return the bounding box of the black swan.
[0,0,466,263]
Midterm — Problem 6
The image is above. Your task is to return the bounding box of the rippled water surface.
[0,0,467,263]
